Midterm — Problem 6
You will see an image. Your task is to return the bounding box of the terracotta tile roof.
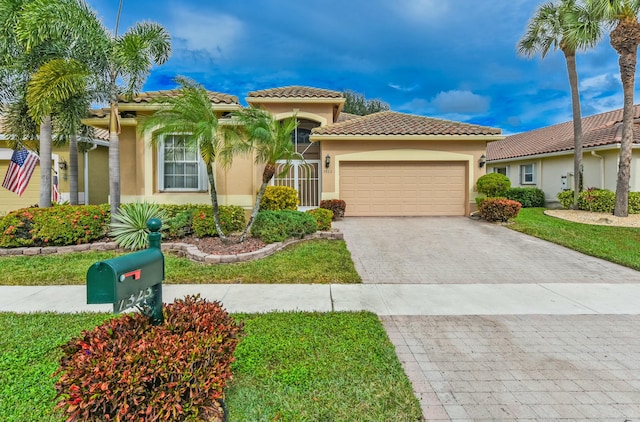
[312,111,502,136]
[248,86,343,99]
[336,112,361,122]
[488,105,640,161]
[93,128,109,141]
[120,89,239,105]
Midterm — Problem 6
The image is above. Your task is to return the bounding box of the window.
[493,167,508,176]
[519,163,535,184]
[158,135,206,191]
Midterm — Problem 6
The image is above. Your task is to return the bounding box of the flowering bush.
[306,208,333,231]
[319,199,346,220]
[0,205,110,248]
[55,296,243,422]
[478,198,522,222]
[191,205,246,237]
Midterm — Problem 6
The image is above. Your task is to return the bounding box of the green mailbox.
[87,219,164,324]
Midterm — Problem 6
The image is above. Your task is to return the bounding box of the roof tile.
[248,86,343,99]
[119,89,239,105]
[312,111,502,136]
[488,105,640,161]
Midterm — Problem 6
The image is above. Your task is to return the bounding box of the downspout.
[84,143,98,204]
[591,151,604,189]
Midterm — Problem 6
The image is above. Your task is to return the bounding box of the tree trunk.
[240,163,277,242]
[69,134,78,205]
[206,163,227,240]
[610,20,640,217]
[564,50,584,208]
[39,116,52,208]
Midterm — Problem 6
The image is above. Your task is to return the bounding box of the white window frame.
[493,166,509,177]
[158,134,208,192]
[519,163,536,185]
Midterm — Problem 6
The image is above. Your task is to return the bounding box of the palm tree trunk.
[564,50,584,208]
[239,163,277,242]
[206,164,227,240]
[39,116,52,208]
[610,20,640,217]
[108,78,120,223]
[69,134,78,205]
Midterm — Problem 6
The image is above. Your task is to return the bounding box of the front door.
[272,160,321,210]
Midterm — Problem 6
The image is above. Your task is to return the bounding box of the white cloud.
[579,73,620,96]
[168,9,243,58]
[393,0,449,22]
[431,90,490,114]
[389,83,419,92]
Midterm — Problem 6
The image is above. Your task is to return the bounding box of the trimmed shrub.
[306,208,333,231]
[476,173,511,197]
[191,205,246,237]
[319,199,346,220]
[259,186,299,211]
[250,210,317,243]
[55,295,243,422]
[110,202,168,250]
[557,190,574,209]
[475,196,486,208]
[578,188,615,213]
[505,187,545,208]
[478,198,522,222]
[629,192,640,214]
[0,204,110,248]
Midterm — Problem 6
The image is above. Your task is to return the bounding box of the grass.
[0,239,361,285]
[0,311,422,422]
[510,208,640,270]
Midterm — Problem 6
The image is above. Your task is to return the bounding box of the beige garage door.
[340,161,467,216]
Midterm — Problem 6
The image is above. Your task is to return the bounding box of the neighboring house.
[83,86,503,217]
[486,106,640,207]
[0,121,110,214]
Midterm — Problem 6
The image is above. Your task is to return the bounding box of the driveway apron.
[334,216,640,284]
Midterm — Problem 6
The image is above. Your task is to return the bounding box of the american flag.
[2,148,39,196]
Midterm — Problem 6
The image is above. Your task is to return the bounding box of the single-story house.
[0,122,110,214]
[486,105,640,207]
[83,85,504,217]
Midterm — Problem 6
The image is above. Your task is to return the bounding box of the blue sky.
[87,0,634,135]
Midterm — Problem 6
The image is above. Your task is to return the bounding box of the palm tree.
[224,108,299,241]
[587,0,640,217]
[138,76,228,240]
[107,2,171,221]
[518,0,601,208]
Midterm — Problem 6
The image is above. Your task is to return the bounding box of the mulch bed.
[174,235,267,255]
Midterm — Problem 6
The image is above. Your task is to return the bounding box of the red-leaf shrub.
[55,296,243,422]
[306,208,333,231]
[478,198,522,222]
[319,199,346,220]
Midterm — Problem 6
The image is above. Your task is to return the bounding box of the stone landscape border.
[0,231,344,263]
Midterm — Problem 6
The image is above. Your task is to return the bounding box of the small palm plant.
[110,202,167,250]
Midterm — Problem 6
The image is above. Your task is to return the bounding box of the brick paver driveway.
[336,216,640,420]
[334,216,640,284]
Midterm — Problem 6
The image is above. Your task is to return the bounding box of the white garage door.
[339,161,467,216]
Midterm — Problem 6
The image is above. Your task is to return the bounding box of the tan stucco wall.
[486,148,640,206]
[320,138,488,213]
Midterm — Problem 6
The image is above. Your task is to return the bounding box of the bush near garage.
[306,208,333,231]
[319,199,346,220]
[0,204,110,248]
[505,187,545,208]
[250,210,317,243]
[55,295,243,422]
[259,186,299,211]
[478,198,522,222]
[476,173,511,198]
[191,205,246,237]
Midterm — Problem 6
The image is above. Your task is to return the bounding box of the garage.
[339,161,467,216]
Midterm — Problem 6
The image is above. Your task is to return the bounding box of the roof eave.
[488,143,631,163]
[310,134,505,142]
[247,97,346,105]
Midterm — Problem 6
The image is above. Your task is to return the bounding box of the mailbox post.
[87,218,165,324]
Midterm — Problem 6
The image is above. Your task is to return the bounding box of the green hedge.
[251,210,317,243]
[0,204,110,248]
[505,187,545,208]
[306,208,333,231]
[557,189,640,214]
[476,173,511,197]
[191,205,246,237]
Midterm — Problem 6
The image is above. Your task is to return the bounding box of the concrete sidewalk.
[3,282,640,315]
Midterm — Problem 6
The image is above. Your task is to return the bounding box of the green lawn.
[510,208,640,270]
[0,311,422,422]
[0,239,361,285]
